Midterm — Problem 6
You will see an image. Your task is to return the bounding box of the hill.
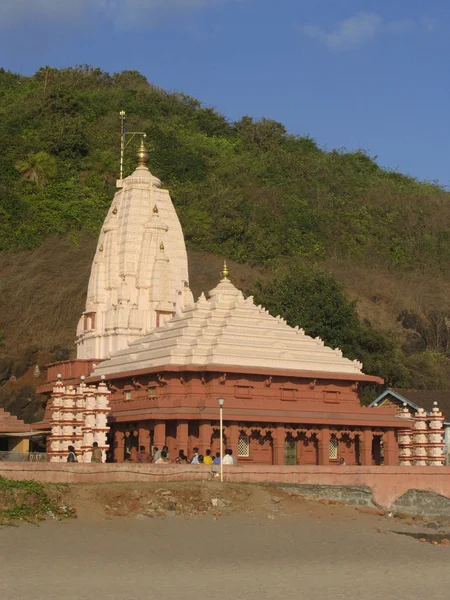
[1,65,450,420]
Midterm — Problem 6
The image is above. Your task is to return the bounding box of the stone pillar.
[74,380,86,457]
[428,402,445,466]
[129,430,139,461]
[114,429,125,462]
[318,426,330,466]
[92,380,111,462]
[398,404,414,466]
[153,420,166,451]
[61,386,76,460]
[272,425,286,465]
[176,420,189,455]
[82,386,96,462]
[139,423,151,454]
[199,421,212,455]
[413,408,429,466]
[49,379,65,462]
[227,422,240,459]
[383,429,398,466]
[360,428,373,466]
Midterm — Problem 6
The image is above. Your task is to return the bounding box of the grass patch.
[0,477,75,525]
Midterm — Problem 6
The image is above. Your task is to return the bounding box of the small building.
[0,408,45,460]
[371,389,450,462]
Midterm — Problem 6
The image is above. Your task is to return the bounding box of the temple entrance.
[124,430,139,461]
[284,438,297,465]
[298,433,319,465]
[250,431,273,464]
[211,429,227,457]
[355,435,361,465]
[372,435,382,465]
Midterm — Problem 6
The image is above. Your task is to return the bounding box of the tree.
[15,151,57,186]
[252,265,411,387]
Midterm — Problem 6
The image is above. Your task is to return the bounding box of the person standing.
[162,445,170,461]
[136,445,150,463]
[91,442,103,463]
[67,446,78,463]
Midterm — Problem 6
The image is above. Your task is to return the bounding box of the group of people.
[67,443,237,465]
[67,442,103,463]
[133,446,237,465]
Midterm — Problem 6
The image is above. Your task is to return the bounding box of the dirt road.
[2,483,450,600]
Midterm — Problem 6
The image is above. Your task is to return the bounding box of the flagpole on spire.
[118,110,147,182]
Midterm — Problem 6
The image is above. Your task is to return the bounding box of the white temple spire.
[76,141,193,359]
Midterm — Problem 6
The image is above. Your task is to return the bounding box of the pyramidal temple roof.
[93,274,365,379]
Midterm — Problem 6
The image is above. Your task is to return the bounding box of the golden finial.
[160,242,165,251]
[136,136,149,167]
[153,204,159,214]
[221,260,229,279]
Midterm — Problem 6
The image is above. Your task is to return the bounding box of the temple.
[39,136,441,466]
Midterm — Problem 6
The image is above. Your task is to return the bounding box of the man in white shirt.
[222,449,235,465]
[190,447,200,464]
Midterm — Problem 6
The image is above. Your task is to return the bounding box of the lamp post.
[218,398,224,482]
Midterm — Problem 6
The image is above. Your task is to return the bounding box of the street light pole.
[218,398,224,482]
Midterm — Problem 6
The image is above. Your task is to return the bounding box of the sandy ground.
[2,483,450,600]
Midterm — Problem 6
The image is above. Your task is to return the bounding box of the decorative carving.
[157,373,168,385]
[132,378,145,389]
[309,379,316,390]
[264,376,272,387]
[219,373,227,385]
[352,382,359,392]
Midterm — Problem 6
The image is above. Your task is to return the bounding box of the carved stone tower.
[76,139,193,359]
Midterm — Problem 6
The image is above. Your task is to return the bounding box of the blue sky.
[1,0,449,186]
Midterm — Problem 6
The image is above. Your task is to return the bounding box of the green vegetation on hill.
[2,66,450,270]
[1,65,450,420]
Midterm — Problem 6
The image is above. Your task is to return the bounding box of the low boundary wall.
[2,463,450,508]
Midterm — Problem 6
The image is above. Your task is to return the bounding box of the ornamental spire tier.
[76,138,194,360]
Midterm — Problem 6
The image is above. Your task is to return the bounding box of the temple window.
[125,391,132,400]
[148,387,157,398]
[329,438,338,459]
[281,388,296,401]
[83,312,96,331]
[238,434,250,457]
[235,386,251,399]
